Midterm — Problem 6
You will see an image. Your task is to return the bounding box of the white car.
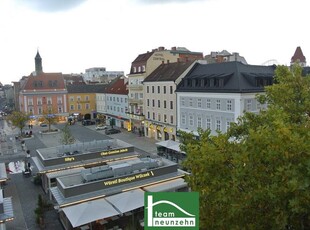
[95,125,108,130]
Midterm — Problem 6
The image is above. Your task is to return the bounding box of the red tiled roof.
[106,78,128,95]
[291,46,306,63]
[22,72,66,90]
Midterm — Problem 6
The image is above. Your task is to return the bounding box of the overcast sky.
[0,0,309,85]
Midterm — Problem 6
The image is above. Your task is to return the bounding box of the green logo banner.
[144,192,199,229]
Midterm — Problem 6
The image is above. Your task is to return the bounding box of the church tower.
[35,50,43,74]
[291,46,306,67]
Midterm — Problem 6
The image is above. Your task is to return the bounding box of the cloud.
[14,0,87,12]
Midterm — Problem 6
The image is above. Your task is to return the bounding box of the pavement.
[0,120,160,230]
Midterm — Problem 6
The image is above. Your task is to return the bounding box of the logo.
[144,192,199,229]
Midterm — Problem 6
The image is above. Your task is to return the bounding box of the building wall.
[106,94,129,129]
[19,91,68,117]
[67,92,97,119]
[177,92,265,136]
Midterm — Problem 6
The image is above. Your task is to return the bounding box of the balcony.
[128,98,143,105]
[125,112,145,121]
[127,84,143,91]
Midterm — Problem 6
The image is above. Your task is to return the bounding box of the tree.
[41,109,58,132]
[60,124,75,145]
[7,111,29,136]
[181,65,310,229]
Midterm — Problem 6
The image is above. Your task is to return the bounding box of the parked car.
[82,120,96,126]
[40,123,48,127]
[95,125,108,130]
[105,128,121,135]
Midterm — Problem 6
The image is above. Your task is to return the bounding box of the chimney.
[158,46,165,51]
[171,47,177,51]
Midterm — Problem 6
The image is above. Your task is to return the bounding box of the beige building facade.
[126,47,203,134]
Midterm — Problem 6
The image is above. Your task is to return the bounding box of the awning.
[105,189,144,214]
[156,140,185,153]
[143,178,187,192]
[62,198,120,228]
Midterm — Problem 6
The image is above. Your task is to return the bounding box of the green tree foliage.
[41,108,58,132]
[7,111,29,135]
[60,124,75,145]
[181,65,310,229]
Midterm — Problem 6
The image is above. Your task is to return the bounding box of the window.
[189,115,194,126]
[152,100,155,107]
[125,98,127,103]
[246,99,252,111]
[164,114,167,123]
[170,101,173,109]
[85,95,89,101]
[142,65,146,72]
[158,86,160,94]
[133,67,136,73]
[163,100,167,108]
[189,99,193,107]
[181,114,186,125]
[117,98,119,102]
[121,108,123,113]
[158,100,160,108]
[147,112,150,119]
[58,107,62,113]
[170,115,173,124]
[163,86,166,94]
[140,93,143,99]
[170,86,173,94]
[147,99,150,106]
[38,107,42,114]
[152,112,155,120]
[197,116,202,128]
[197,99,202,108]
[216,100,221,110]
[181,98,185,106]
[206,99,211,109]
[77,104,81,110]
[138,66,141,72]
[117,107,120,112]
[28,98,33,106]
[152,86,155,93]
[227,100,232,111]
[86,104,90,109]
[70,105,74,110]
[77,96,81,101]
[226,120,231,131]
[147,86,149,93]
[216,119,221,131]
[158,113,161,121]
[205,118,211,130]
[57,96,62,104]
[121,98,123,103]
[47,97,52,105]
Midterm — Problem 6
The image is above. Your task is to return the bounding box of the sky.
[0,0,309,85]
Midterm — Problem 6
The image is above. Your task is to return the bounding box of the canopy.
[105,189,144,214]
[62,198,120,228]
[156,140,185,153]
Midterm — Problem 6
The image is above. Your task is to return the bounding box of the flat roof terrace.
[51,157,186,207]
[33,139,137,173]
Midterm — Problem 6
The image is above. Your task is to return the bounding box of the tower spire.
[35,49,43,74]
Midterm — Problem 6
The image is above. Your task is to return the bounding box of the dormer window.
[138,66,141,72]
[142,65,146,72]
[133,67,136,73]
